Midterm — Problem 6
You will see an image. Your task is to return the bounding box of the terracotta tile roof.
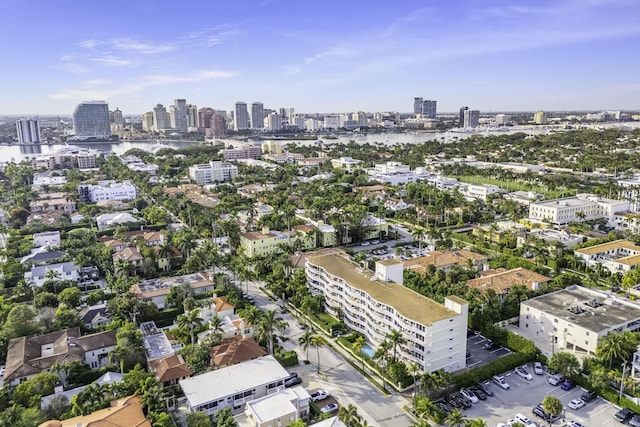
[210,337,267,368]
[213,296,234,312]
[575,239,640,255]
[39,395,151,427]
[149,354,191,383]
[293,224,316,233]
[467,267,551,295]
[403,249,488,273]
[241,230,276,241]
[113,246,144,262]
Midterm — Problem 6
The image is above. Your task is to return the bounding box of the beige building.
[306,253,468,372]
[240,226,316,257]
[244,386,311,427]
[130,272,215,309]
[574,239,640,274]
[404,249,489,274]
[467,268,551,299]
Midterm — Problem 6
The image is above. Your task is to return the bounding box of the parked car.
[566,421,586,427]
[580,390,597,402]
[310,390,330,402]
[568,399,585,410]
[484,340,501,351]
[560,379,577,391]
[548,373,564,386]
[492,375,510,390]
[320,403,339,414]
[469,386,487,400]
[435,400,452,414]
[452,392,472,409]
[614,408,634,423]
[285,373,302,387]
[477,381,494,396]
[629,414,640,427]
[444,395,462,409]
[533,362,544,375]
[531,404,561,423]
[515,366,533,380]
[460,388,479,404]
[514,413,537,426]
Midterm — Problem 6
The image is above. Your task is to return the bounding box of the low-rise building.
[40,372,123,410]
[331,157,363,173]
[78,181,137,203]
[39,395,151,427]
[574,239,640,273]
[306,253,468,372]
[33,231,61,248]
[519,285,640,356]
[528,194,629,227]
[4,327,117,386]
[458,183,502,201]
[24,261,78,287]
[504,190,545,206]
[30,197,77,214]
[131,272,215,309]
[467,268,551,298]
[149,354,191,386]
[240,226,316,258]
[244,386,311,427]
[127,162,159,175]
[96,212,141,230]
[188,160,238,184]
[404,250,489,274]
[209,336,267,368]
[180,355,290,417]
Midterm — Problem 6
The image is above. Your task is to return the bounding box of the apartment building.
[78,181,137,203]
[331,157,363,173]
[306,253,468,373]
[574,239,640,274]
[528,194,629,227]
[188,160,238,185]
[240,226,316,258]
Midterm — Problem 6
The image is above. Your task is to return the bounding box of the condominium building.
[72,101,111,140]
[528,194,629,227]
[188,160,238,185]
[240,226,316,257]
[173,99,188,131]
[16,118,41,144]
[306,253,468,372]
[153,104,170,131]
[331,157,363,173]
[142,112,154,131]
[198,107,215,131]
[77,181,137,203]
[235,102,250,130]
[211,114,227,137]
[220,145,262,161]
[251,102,265,130]
[533,110,548,125]
[574,239,640,274]
[267,112,282,131]
[463,109,480,128]
[186,104,198,130]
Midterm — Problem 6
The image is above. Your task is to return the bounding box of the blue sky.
[2,0,639,115]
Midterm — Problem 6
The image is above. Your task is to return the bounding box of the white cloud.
[90,55,132,67]
[109,38,177,54]
[77,39,100,49]
[304,47,354,64]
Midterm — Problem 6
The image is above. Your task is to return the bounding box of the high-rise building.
[142,112,154,132]
[251,102,264,130]
[111,108,124,128]
[533,110,548,125]
[495,114,510,125]
[459,106,469,126]
[186,104,198,130]
[234,102,249,130]
[463,109,480,128]
[267,112,281,132]
[421,100,437,119]
[198,107,215,131]
[72,101,111,140]
[173,99,188,131]
[16,118,41,144]
[153,104,170,131]
[211,114,227,137]
[414,97,423,115]
[353,112,368,128]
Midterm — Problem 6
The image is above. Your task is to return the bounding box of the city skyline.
[2,0,640,115]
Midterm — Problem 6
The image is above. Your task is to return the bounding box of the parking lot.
[466,332,512,369]
[457,362,620,426]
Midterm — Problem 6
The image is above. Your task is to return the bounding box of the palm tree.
[412,228,426,255]
[352,335,367,371]
[542,395,563,427]
[256,309,287,355]
[408,362,422,398]
[238,305,264,331]
[310,334,324,373]
[413,397,441,424]
[443,408,467,427]
[597,331,636,369]
[387,329,406,361]
[298,329,314,362]
[467,418,488,427]
[338,404,361,427]
[373,339,391,391]
[209,315,224,345]
[178,309,203,345]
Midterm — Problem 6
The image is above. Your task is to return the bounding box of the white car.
[568,399,585,410]
[321,403,338,414]
[533,361,543,375]
[515,366,533,380]
[310,390,330,402]
[566,421,585,427]
[492,375,510,390]
[514,413,537,427]
[460,388,479,403]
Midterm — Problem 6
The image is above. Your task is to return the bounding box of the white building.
[188,160,239,185]
[458,183,502,201]
[504,191,544,206]
[33,231,61,248]
[127,162,159,175]
[33,173,67,187]
[96,212,140,230]
[618,175,640,211]
[574,239,640,274]
[180,355,290,417]
[519,285,640,356]
[331,157,363,173]
[131,272,215,310]
[306,254,468,373]
[78,181,137,203]
[244,386,311,427]
[25,261,78,287]
[528,194,629,227]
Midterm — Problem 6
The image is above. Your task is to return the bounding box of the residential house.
[574,239,640,274]
[4,327,117,386]
[41,371,123,410]
[33,231,61,248]
[149,354,191,386]
[96,212,141,230]
[244,386,311,427]
[79,302,111,329]
[404,250,489,274]
[209,336,267,368]
[467,268,551,299]
[113,246,144,272]
[131,272,215,309]
[39,395,151,427]
[24,261,78,287]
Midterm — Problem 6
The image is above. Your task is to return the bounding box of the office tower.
[111,108,123,128]
[281,108,295,125]
[495,114,510,125]
[173,99,188,131]
[142,112,154,132]
[463,109,480,128]
[414,97,423,115]
[198,107,215,131]
[153,104,170,131]
[291,114,306,130]
[72,101,111,140]
[234,102,249,130]
[251,102,264,130]
[267,112,281,131]
[459,106,469,126]
[186,104,198,130]
[211,114,227,137]
[421,100,437,119]
[533,110,548,125]
[16,118,41,144]
[353,112,368,127]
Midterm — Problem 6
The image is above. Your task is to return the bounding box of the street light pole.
[620,360,629,402]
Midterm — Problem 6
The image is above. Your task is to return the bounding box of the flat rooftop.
[246,386,310,423]
[308,254,460,326]
[522,285,640,332]
[179,355,289,408]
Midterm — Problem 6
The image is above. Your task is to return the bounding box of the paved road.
[243,277,414,427]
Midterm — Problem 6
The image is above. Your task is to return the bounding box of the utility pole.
[620,360,628,402]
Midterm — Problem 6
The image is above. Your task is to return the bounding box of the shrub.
[276,350,299,367]
[453,352,533,388]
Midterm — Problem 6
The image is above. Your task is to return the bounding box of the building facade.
[251,102,264,130]
[78,181,137,203]
[188,160,238,185]
[528,194,629,227]
[16,118,41,144]
[306,253,468,372]
[72,101,111,140]
[235,102,250,130]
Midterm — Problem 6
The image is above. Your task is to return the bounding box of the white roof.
[179,355,289,408]
[246,386,310,423]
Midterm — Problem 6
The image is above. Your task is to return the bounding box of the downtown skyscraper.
[251,102,264,130]
[234,102,249,130]
[72,101,111,140]
[16,118,41,144]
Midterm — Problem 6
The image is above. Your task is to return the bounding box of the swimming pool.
[362,344,375,358]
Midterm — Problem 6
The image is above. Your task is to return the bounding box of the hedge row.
[453,352,533,388]
[482,323,538,356]
[276,350,299,368]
